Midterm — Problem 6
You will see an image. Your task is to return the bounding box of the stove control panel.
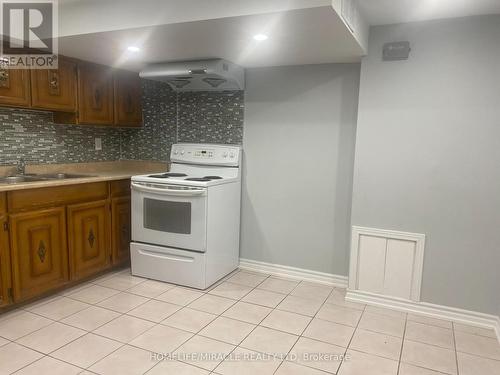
[171,144,241,166]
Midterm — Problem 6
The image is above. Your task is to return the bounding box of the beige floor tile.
[222,301,272,324]
[454,322,497,338]
[146,360,210,374]
[326,290,365,311]
[129,324,193,353]
[0,337,8,347]
[0,308,24,323]
[174,335,235,371]
[97,292,149,313]
[454,330,500,360]
[261,309,311,335]
[0,311,53,340]
[51,333,122,368]
[126,279,175,298]
[276,295,324,317]
[241,289,286,308]
[457,351,500,375]
[405,321,454,349]
[214,347,282,375]
[358,312,406,337]
[161,307,217,333]
[316,304,362,327]
[14,356,82,375]
[199,316,255,345]
[89,345,157,375]
[66,284,120,304]
[275,361,331,374]
[338,349,398,375]
[58,282,93,297]
[407,314,452,329]
[208,281,253,300]
[23,295,63,311]
[289,337,344,374]
[188,294,236,315]
[364,305,407,318]
[399,363,455,374]
[290,282,332,302]
[29,297,89,320]
[93,314,155,343]
[61,305,120,331]
[240,326,298,355]
[0,343,43,374]
[303,318,355,347]
[349,329,402,360]
[257,277,299,294]
[155,287,204,306]
[16,322,86,354]
[127,299,181,323]
[95,274,147,291]
[402,340,457,374]
[228,271,268,287]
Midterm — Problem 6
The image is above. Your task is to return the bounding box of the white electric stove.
[130,143,242,289]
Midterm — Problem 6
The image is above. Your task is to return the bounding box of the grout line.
[396,311,408,374]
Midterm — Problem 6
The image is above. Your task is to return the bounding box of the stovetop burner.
[203,176,223,180]
[185,177,212,182]
[148,173,188,178]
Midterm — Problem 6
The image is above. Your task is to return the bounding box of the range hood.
[139,59,245,92]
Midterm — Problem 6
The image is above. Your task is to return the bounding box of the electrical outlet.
[95,138,102,151]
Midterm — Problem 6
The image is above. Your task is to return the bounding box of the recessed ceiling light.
[253,34,268,41]
[127,46,140,52]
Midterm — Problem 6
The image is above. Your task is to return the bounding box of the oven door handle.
[131,182,207,197]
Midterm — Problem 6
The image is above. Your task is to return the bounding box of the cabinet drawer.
[110,179,131,197]
[8,182,108,212]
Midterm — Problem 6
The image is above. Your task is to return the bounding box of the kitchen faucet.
[16,158,26,175]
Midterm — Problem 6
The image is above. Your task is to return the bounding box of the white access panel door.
[357,235,386,294]
[384,239,416,299]
[349,227,425,301]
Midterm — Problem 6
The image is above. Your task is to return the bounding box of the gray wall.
[351,15,500,315]
[241,64,360,276]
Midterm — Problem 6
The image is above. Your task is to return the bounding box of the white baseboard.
[239,258,348,288]
[346,289,500,343]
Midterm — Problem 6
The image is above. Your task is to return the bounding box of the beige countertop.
[0,160,168,192]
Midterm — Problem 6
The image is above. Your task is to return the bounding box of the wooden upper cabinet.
[0,68,30,107]
[68,200,110,280]
[114,70,143,127]
[78,62,114,125]
[30,57,77,112]
[0,215,11,307]
[10,207,68,302]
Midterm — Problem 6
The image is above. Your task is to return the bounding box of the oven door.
[131,181,207,252]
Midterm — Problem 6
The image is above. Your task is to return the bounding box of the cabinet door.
[111,197,131,265]
[0,68,30,107]
[10,207,68,302]
[68,200,110,280]
[0,215,12,307]
[114,70,143,127]
[30,57,77,112]
[78,63,114,125]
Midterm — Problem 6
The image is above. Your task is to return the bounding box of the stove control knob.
[180,150,185,155]
[223,152,228,158]
[229,152,235,158]
[173,150,178,155]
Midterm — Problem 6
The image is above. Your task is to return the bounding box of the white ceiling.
[58,6,364,70]
[358,0,500,26]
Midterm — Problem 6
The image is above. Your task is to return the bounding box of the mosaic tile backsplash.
[177,91,244,145]
[0,79,244,166]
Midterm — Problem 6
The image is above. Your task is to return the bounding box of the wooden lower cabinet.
[0,215,11,306]
[10,207,68,302]
[68,200,110,280]
[111,197,131,265]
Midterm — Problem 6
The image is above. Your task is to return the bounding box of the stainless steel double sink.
[0,173,95,185]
